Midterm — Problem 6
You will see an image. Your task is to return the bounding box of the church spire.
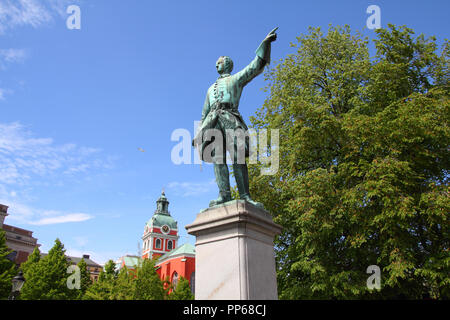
[155,190,170,215]
[142,190,179,260]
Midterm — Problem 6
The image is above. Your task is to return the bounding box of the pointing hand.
[264,27,278,42]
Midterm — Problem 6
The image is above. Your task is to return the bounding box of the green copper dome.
[148,214,178,230]
[146,191,178,230]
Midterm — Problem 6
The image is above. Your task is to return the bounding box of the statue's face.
[216,57,225,74]
[216,56,233,74]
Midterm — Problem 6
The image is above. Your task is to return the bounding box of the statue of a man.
[193,28,278,207]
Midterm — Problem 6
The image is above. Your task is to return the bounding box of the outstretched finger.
[269,27,279,35]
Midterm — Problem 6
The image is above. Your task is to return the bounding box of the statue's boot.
[209,190,232,207]
[209,163,232,207]
[233,163,264,209]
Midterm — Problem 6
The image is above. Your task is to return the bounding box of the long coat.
[193,39,272,163]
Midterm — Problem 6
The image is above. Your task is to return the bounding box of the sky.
[0,0,448,265]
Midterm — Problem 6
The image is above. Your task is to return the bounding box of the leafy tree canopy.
[249,24,449,299]
[0,229,16,300]
[133,258,166,300]
[168,276,194,300]
[20,238,72,300]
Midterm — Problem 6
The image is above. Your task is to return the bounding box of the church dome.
[146,191,178,230]
[147,214,178,230]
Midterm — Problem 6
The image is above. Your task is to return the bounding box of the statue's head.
[216,56,233,75]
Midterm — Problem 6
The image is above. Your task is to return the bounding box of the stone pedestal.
[185,200,282,300]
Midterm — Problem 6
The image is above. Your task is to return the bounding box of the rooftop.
[40,253,102,267]
[117,255,141,269]
[2,224,35,237]
[157,243,195,264]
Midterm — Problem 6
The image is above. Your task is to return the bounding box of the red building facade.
[155,243,195,292]
[141,192,195,293]
[0,204,40,266]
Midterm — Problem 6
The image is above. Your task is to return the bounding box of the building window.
[172,272,178,290]
[155,238,162,249]
[167,240,173,250]
[6,250,17,262]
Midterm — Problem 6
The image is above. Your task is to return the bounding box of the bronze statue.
[193,28,278,208]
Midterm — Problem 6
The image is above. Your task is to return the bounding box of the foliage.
[133,258,166,300]
[18,247,41,300]
[84,259,117,300]
[112,267,135,300]
[14,239,167,300]
[103,259,117,279]
[230,185,239,200]
[20,247,41,276]
[249,24,449,299]
[168,276,194,300]
[20,238,73,300]
[75,258,92,299]
[0,229,16,300]
[84,258,167,300]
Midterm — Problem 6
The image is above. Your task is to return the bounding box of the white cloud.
[167,179,216,197]
[0,122,114,226]
[29,213,92,225]
[0,0,51,33]
[0,48,26,63]
[0,88,12,100]
[0,194,93,226]
[0,48,27,73]
[0,0,78,34]
[0,122,114,185]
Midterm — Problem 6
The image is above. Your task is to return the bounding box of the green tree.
[84,258,168,300]
[83,273,115,300]
[75,258,92,299]
[168,276,194,300]
[18,247,41,300]
[103,259,117,279]
[133,258,165,300]
[111,267,134,300]
[0,229,16,299]
[20,238,72,300]
[84,259,116,300]
[20,247,41,276]
[249,24,449,299]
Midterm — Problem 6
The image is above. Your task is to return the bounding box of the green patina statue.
[193,28,278,208]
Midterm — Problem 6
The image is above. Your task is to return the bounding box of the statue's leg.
[233,163,249,199]
[209,129,232,207]
[232,130,264,209]
[231,129,250,199]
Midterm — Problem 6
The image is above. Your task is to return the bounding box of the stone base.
[185,200,282,300]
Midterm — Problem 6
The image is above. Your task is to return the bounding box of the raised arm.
[234,27,278,87]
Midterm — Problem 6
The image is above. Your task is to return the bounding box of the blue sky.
[1,0,448,264]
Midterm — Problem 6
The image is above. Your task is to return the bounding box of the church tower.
[142,191,179,260]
